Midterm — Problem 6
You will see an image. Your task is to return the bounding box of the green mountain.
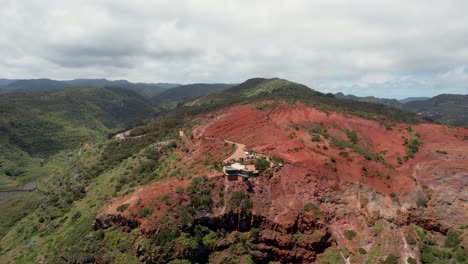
[402,94,468,126]
[151,83,234,108]
[185,78,421,124]
[2,78,66,92]
[399,97,430,104]
[334,92,402,108]
[0,86,157,189]
[0,78,179,98]
[335,92,468,127]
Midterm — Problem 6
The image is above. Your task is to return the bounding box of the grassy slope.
[0,110,184,262]
[0,86,157,189]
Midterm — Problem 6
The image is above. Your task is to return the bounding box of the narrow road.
[223,140,246,163]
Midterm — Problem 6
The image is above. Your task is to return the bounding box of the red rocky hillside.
[96,101,468,263]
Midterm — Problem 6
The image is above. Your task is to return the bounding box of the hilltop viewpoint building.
[223,163,259,181]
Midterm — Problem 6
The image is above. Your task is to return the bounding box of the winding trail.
[223,140,246,163]
[204,137,246,163]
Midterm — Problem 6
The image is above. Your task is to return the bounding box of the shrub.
[116,203,130,212]
[390,193,399,203]
[162,195,171,206]
[435,150,448,154]
[407,233,416,245]
[138,206,153,218]
[271,156,285,165]
[175,186,184,194]
[373,221,383,236]
[407,257,417,264]
[311,134,321,142]
[421,252,435,263]
[303,202,320,214]
[255,158,270,171]
[339,151,349,157]
[345,230,357,240]
[72,211,82,221]
[330,137,348,149]
[444,230,461,248]
[346,130,358,145]
[412,224,426,240]
[385,254,398,264]
[229,191,246,208]
[358,247,367,254]
[405,131,421,158]
[417,197,428,208]
[397,156,403,165]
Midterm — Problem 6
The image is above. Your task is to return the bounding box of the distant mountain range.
[0,78,180,97]
[335,92,468,126]
[399,97,430,104]
[1,78,466,127]
[151,83,235,108]
[0,78,238,107]
[401,94,468,127]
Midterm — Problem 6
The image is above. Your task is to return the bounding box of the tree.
[255,158,270,171]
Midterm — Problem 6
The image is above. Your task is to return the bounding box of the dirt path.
[223,140,246,163]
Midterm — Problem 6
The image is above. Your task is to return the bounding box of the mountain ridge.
[0,77,466,263]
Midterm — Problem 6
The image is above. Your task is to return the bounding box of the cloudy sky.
[1,0,467,98]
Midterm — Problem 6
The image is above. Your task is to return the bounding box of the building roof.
[230,163,246,170]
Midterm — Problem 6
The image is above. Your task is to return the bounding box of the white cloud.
[0,0,467,97]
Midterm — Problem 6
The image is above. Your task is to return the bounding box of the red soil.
[97,101,468,260]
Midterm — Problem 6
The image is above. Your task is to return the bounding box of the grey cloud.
[0,0,467,98]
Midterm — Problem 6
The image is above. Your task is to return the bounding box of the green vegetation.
[385,254,398,264]
[306,123,389,166]
[317,247,345,264]
[0,106,189,262]
[435,150,448,154]
[402,94,468,127]
[405,128,422,159]
[151,83,233,109]
[407,233,416,245]
[0,77,447,263]
[412,226,468,264]
[358,247,367,254]
[373,221,383,236]
[444,230,461,248]
[0,193,44,238]
[138,205,154,218]
[407,257,417,264]
[417,197,429,208]
[366,243,381,264]
[412,224,426,240]
[254,158,270,171]
[190,78,423,126]
[0,86,157,189]
[303,202,320,214]
[345,230,357,240]
[389,192,399,203]
[116,203,130,212]
[229,191,252,211]
[346,130,358,144]
[311,134,322,142]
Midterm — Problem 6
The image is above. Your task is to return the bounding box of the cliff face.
[95,102,468,263]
